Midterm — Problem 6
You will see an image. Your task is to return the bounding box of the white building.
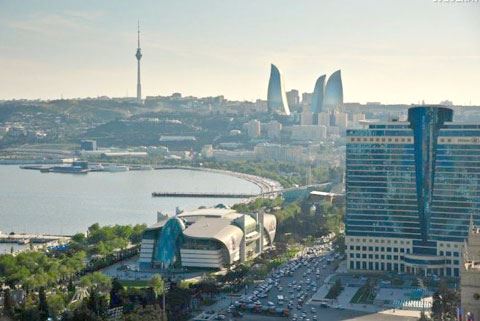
[138,208,277,269]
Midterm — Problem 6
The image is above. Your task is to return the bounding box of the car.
[215,315,226,320]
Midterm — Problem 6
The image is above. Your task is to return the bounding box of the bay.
[0,166,260,235]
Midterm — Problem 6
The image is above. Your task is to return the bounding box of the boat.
[103,164,130,172]
[88,163,105,172]
[130,165,153,171]
[49,161,89,174]
[49,166,89,174]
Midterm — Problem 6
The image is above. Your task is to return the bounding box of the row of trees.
[0,251,86,290]
[233,195,344,243]
[70,223,146,256]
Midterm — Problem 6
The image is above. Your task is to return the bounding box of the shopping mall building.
[138,207,277,270]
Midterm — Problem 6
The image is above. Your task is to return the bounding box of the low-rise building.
[138,208,276,269]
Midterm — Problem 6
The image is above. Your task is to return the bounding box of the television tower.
[135,20,142,103]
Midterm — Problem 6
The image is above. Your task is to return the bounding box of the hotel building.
[345,106,480,277]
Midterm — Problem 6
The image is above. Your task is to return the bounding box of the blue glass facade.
[346,106,480,276]
[153,217,185,268]
[324,70,343,107]
[311,75,326,114]
[267,64,291,116]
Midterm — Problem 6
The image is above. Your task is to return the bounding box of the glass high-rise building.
[267,64,291,116]
[345,106,480,277]
[311,74,326,114]
[324,69,343,107]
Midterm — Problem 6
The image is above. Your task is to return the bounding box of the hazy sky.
[0,0,479,104]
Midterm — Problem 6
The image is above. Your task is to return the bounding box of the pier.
[151,192,257,198]
[0,233,71,254]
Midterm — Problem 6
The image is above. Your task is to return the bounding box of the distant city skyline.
[0,0,479,104]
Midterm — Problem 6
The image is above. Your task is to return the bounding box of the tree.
[149,274,165,299]
[38,287,49,321]
[124,305,166,321]
[3,288,15,317]
[109,278,124,308]
[47,293,66,319]
[431,283,460,321]
[80,272,112,294]
[166,285,191,320]
[86,288,109,318]
[149,274,167,321]
[419,311,430,321]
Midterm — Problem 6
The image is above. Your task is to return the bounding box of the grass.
[118,279,150,288]
[325,281,344,300]
[350,285,376,304]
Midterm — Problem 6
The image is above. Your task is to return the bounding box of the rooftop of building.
[182,217,244,242]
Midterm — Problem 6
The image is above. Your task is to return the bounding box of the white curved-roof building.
[139,208,276,269]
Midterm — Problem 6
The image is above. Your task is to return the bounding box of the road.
[213,242,417,321]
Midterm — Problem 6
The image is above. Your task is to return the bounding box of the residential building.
[334,111,348,131]
[300,110,313,126]
[254,143,306,163]
[211,149,256,162]
[80,140,97,151]
[201,145,214,158]
[302,92,313,106]
[264,121,282,140]
[286,89,300,107]
[244,119,261,138]
[289,125,327,141]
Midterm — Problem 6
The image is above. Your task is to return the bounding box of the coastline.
[153,165,283,195]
